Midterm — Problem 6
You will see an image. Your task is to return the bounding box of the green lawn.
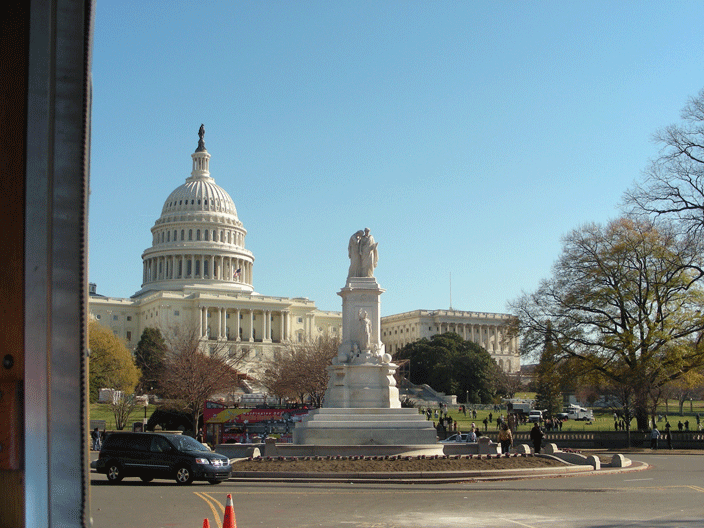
[90,402,156,430]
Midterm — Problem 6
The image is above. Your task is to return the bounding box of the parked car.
[439,433,469,443]
[528,410,543,423]
[93,432,232,485]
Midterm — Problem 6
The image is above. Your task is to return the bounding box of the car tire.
[140,476,153,483]
[175,466,194,485]
[208,480,222,485]
[106,463,124,484]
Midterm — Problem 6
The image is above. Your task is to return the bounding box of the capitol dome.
[134,126,255,296]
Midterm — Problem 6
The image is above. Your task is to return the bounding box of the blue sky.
[89,1,704,316]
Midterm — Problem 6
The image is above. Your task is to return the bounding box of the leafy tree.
[394,333,501,404]
[88,320,140,403]
[625,88,704,239]
[511,218,704,430]
[161,325,240,433]
[134,327,167,395]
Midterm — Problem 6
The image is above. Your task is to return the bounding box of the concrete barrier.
[215,444,262,459]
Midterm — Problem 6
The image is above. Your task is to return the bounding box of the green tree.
[88,320,141,403]
[511,218,704,430]
[394,333,501,404]
[134,327,167,395]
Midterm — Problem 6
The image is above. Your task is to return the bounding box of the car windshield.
[171,435,208,452]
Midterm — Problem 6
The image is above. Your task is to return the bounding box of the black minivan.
[94,432,232,485]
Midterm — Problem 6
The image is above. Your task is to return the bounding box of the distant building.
[381,309,520,373]
[89,128,341,379]
[90,127,519,382]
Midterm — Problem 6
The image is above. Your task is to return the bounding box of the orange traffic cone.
[202,519,210,528]
[222,494,237,528]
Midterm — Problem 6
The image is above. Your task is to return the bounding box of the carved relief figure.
[359,309,372,350]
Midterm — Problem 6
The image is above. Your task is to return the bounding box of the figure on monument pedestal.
[347,230,364,279]
[347,228,378,279]
[358,309,372,351]
[359,228,378,278]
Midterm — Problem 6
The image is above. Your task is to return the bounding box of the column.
[248,310,254,341]
[235,309,241,341]
[217,307,223,339]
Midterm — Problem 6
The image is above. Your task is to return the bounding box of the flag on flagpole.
[233,268,241,279]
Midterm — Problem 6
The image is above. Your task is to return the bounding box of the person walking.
[650,426,661,449]
[665,423,673,450]
[498,423,513,454]
[91,427,101,451]
[530,422,544,454]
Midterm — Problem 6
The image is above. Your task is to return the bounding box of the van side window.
[150,436,171,453]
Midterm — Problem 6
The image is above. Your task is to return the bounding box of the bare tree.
[261,335,339,407]
[160,324,240,433]
[110,393,140,430]
[511,218,704,430]
[625,88,704,241]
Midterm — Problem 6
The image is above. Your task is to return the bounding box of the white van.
[528,410,543,423]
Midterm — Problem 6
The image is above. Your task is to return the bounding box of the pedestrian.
[678,421,683,431]
[684,420,689,431]
[530,422,544,454]
[91,427,101,451]
[650,426,661,449]
[466,427,477,443]
[498,423,513,454]
[665,423,673,450]
[489,412,493,423]
[483,417,489,432]
[196,428,204,443]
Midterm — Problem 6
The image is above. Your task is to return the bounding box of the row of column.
[197,306,313,343]
[445,323,518,354]
[143,254,252,285]
[385,323,518,355]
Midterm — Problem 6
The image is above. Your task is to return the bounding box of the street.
[89,453,704,528]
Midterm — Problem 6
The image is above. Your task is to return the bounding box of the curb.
[228,459,650,484]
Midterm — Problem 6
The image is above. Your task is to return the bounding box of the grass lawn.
[90,402,157,430]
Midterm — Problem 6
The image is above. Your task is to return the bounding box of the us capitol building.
[89,127,519,379]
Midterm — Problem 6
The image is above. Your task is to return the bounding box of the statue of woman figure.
[347,230,364,278]
[359,309,372,351]
[359,228,378,278]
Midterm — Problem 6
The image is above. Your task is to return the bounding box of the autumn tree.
[260,335,339,407]
[88,320,140,403]
[134,327,167,395]
[161,325,240,433]
[625,88,704,240]
[511,218,704,430]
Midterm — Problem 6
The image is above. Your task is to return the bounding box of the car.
[528,410,543,423]
[94,432,232,485]
[439,433,469,443]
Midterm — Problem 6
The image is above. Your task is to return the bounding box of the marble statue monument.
[292,229,437,447]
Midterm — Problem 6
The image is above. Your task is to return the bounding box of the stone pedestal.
[324,363,400,408]
[293,232,437,448]
[292,408,437,445]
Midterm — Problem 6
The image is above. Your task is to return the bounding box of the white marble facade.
[89,127,519,383]
[380,310,520,373]
[89,127,340,379]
